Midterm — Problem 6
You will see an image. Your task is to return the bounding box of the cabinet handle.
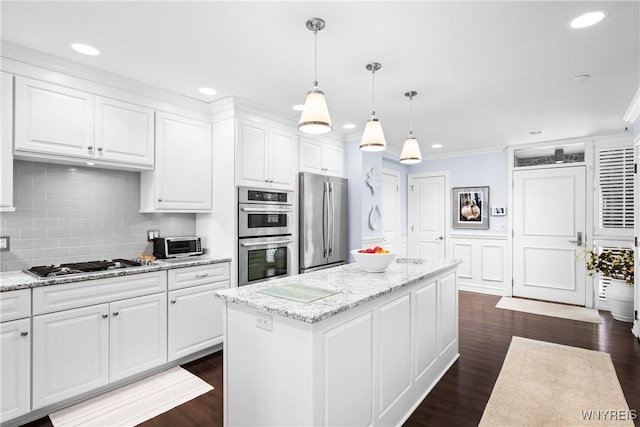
[158,198,163,202]
[195,273,209,279]
[97,147,103,152]
[102,314,108,318]
[87,146,93,150]
[112,312,119,316]
[20,331,29,336]
[171,299,177,304]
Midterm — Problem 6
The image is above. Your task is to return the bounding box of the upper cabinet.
[236,118,297,190]
[14,77,154,169]
[140,112,212,213]
[299,136,345,177]
[1,72,15,212]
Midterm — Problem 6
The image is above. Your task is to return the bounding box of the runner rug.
[479,337,634,426]
[496,296,602,324]
[49,366,213,427]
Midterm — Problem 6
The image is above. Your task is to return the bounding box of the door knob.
[435,236,444,241]
[568,232,583,246]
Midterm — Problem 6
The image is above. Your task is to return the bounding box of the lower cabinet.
[0,318,31,422]
[167,263,229,361]
[32,293,167,410]
[168,282,225,360]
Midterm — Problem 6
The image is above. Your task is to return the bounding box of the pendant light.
[298,18,332,135]
[399,91,422,164]
[360,62,386,151]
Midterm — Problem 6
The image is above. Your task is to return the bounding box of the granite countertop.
[215,257,461,324]
[0,255,231,292]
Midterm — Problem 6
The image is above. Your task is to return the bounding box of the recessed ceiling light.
[292,104,305,111]
[569,11,607,29]
[343,123,356,129]
[572,74,590,83]
[198,87,217,96]
[431,143,443,149]
[71,43,100,56]
[530,130,544,135]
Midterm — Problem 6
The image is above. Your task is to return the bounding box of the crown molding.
[623,86,640,124]
[1,41,209,115]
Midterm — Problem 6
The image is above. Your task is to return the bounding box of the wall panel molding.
[452,236,508,296]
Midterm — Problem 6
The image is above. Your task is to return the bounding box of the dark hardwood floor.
[23,291,640,427]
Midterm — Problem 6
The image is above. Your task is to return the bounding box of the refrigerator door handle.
[328,182,334,257]
[323,182,329,258]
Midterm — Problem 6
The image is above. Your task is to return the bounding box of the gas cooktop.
[25,259,143,278]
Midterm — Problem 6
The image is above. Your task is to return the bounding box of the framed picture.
[452,186,489,229]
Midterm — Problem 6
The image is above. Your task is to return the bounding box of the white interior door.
[381,169,400,254]
[409,174,446,259]
[513,166,586,305]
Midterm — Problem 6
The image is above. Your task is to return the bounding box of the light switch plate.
[0,236,9,251]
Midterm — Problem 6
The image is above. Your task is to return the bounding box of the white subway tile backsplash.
[0,161,196,271]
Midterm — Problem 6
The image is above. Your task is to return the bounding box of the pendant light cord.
[371,70,376,115]
[409,95,413,135]
[314,28,318,86]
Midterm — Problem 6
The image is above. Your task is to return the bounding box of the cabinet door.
[323,142,345,177]
[14,76,94,159]
[268,128,297,190]
[32,304,109,410]
[236,119,268,187]
[95,97,154,167]
[299,137,324,174]
[0,73,14,211]
[168,281,227,361]
[0,318,30,422]
[155,112,212,211]
[109,293,167,382]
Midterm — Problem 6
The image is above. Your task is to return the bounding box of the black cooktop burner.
[27,258,142,278]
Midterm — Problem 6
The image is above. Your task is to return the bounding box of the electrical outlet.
[147,229,159,242]
[256,312,273,331]
[0,236,9,251]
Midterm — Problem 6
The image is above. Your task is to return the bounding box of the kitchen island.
[215,257,461,427]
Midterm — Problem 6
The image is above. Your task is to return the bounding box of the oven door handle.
[240,239,294,247]
[240,207,293,213]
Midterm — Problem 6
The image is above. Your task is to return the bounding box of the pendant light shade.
[360,62,386,151]
[399,91,422,164]
[298,18,332,135]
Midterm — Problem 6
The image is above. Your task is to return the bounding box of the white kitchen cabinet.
[1,72,15,212]
[1,288,31,423]
[14,76,154,169]
[236,118,297,190]
[94,96,154,167]
[32,293,167,409]
[140,111,212,212]
[1,318,31,423]
[32,303,110,410]
[299,136,345,177]
[109,293,167,382]
[167,263,229,361]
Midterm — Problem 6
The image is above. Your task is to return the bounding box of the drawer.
[168,263,230,290]
[33,271,167,315]
[0,289,31,322]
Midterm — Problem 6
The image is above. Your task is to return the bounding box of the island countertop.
[215,257,461,324]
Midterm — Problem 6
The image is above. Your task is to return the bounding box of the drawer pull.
[20,331,29,336]
[102,314,108,318]
[195,273,209,279]
[112,312,119,316]
[171,299,177,304]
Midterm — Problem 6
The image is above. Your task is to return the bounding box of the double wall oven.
[238,187,294,286]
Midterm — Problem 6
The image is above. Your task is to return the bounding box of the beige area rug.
[496,296,602,324]
[49,366,213,427]
[479,337,633,427]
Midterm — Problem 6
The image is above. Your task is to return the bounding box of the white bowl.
[351,249,397,273]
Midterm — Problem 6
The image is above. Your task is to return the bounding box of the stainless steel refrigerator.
[299,172,348,273]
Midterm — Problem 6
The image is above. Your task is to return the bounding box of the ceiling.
[1,1,639,158]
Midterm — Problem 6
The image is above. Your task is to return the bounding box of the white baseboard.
[458,283,509,296]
